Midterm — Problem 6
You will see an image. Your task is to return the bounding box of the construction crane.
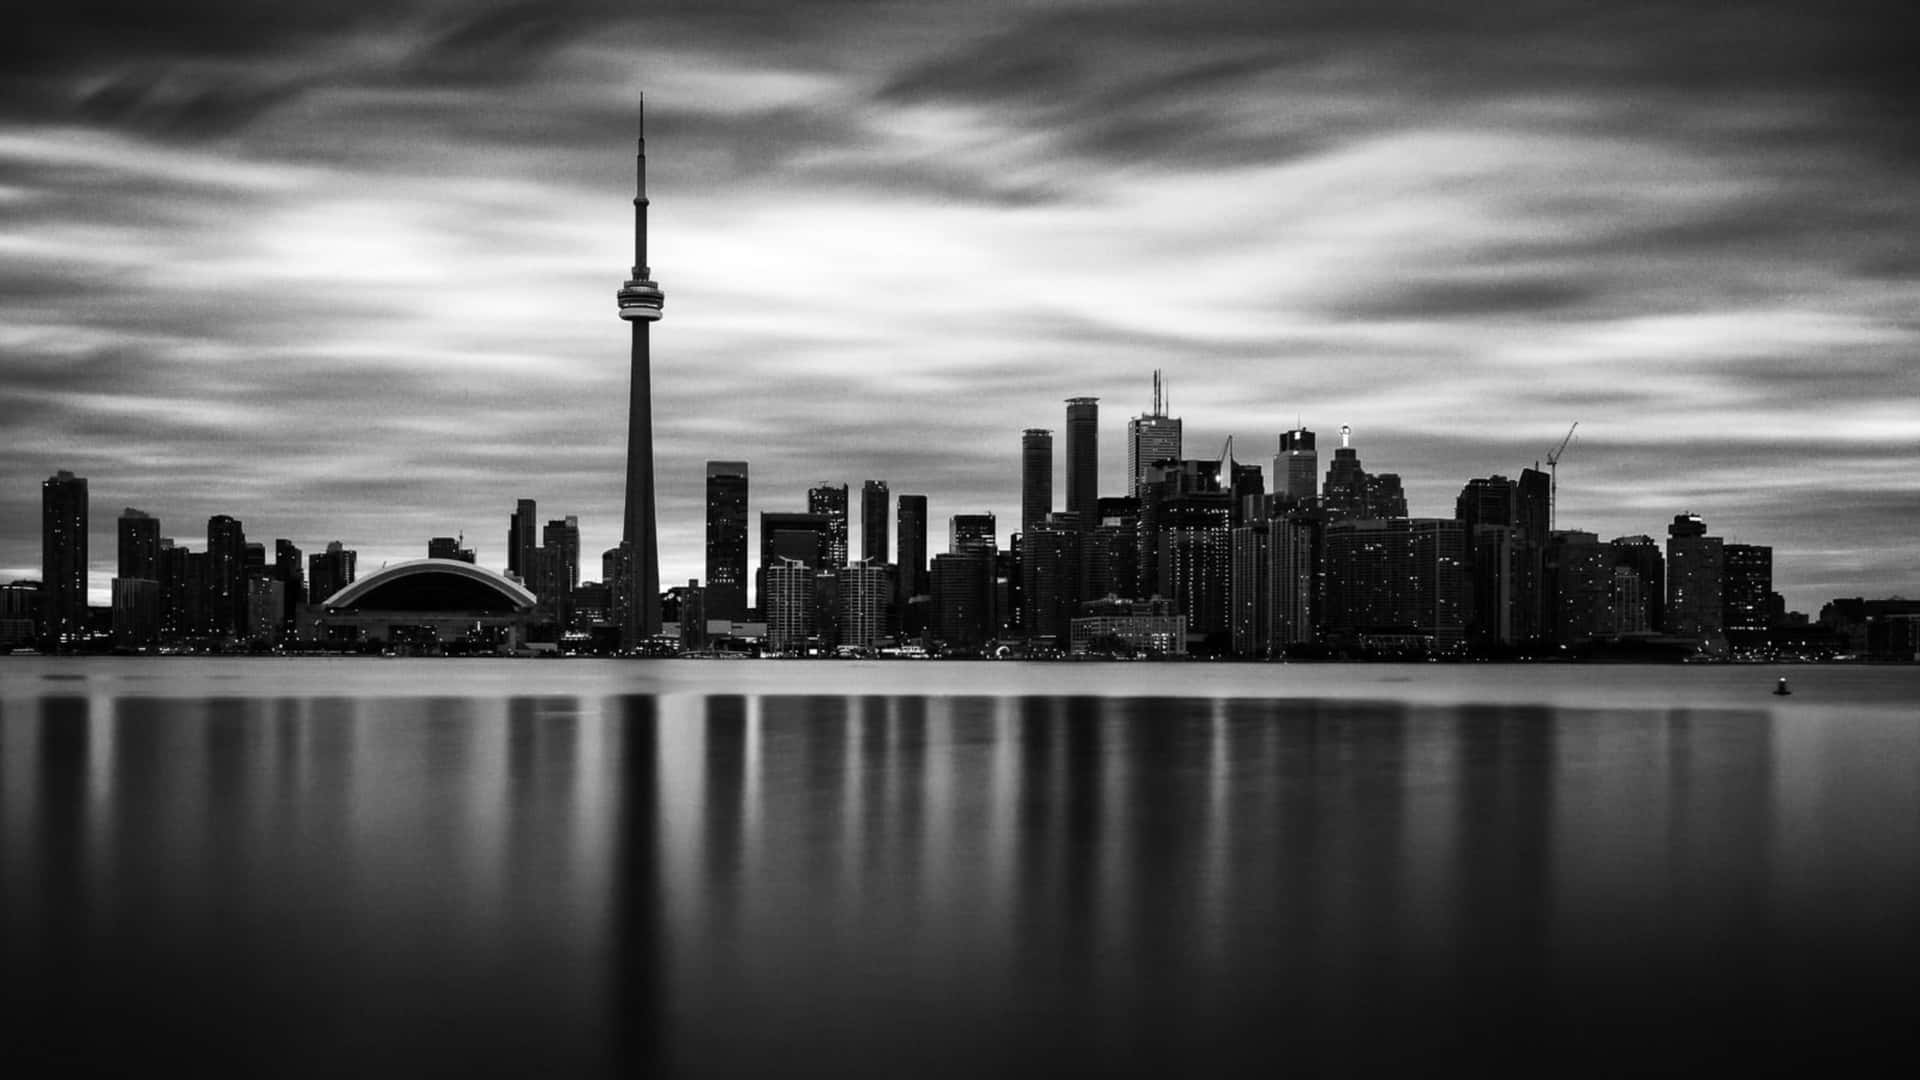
[1546,422,1578,532]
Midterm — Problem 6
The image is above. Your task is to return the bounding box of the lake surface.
[4,659,1918,1075]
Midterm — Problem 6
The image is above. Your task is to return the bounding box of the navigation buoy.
[1773,677,1792,697]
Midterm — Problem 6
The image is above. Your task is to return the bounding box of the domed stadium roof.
[324,559,537,614]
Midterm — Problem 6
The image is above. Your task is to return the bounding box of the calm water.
[4,660,1918,1075]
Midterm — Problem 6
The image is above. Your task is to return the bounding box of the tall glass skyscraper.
[41,470,88,648]
[705,461,749,622]
[1065,397,1099,524]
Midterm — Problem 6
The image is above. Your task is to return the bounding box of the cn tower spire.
[617,94,665,649]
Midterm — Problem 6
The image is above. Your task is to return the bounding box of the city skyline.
[5,2,1918,614]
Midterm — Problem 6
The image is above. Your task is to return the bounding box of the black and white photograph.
[4,1,1918,1074]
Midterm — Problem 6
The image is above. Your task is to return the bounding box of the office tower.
[1065,397,1099,524]
[1230,461,1265,524]
[1608,535,1664,632]
[1269,511,1322,649]
[897,494,928,605]
[1722,543,1774,633]
[949,513,997,556]
[1127,372,1182,499]
[1666,513,1725,653]
[841,559,890,650]
[764,557,814,653]
[508,499,537,580]
[543,516,581,594]
[808,483,850,568]
[1086,496,1140,602]
[205,514,247,638]
[930,551,994,654]
[1456,475,1517,530]
[309,541,356,605]
[117,508,159,580]
[616,98,668,647]
[1231,520,1270,656]
[428,536,475,563]
[1456,476,1518,647]
[41,470,88,647]
[1366,472,1408,518]
[1022,514,1081,647]
[273,539,304,632]
[758,511,832,609]
[1021,429,1053,538]
[679,581,709,651]
[1156,489,1233,640]
[603,543,633,631]
[706,461,750,622]
[861,480,889,566]
[111,508,162,650]
[1275,428,1318,506]
[1322,518,1470,654]
[1511,468,1552,644]
[246,577,285,645]
[1136,458,1224,601]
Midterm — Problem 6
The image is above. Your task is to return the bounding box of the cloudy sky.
[5,0,1916,613]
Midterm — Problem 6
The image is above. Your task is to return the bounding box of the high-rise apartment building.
[206,514,247,638]
[764,557,814,653]
[1722,543,1774,633]
[808,483,850,568]
[841,558,890,650]
[508,499,537,581]
[706,461,749,622]
[1021,429,1053,538]
[1065,397,1099,524]
[117,508,159,580]
[41,470,88,647]
[861,479,889,566]
[112,508,162,649]
[758,511,832,610]
[1666,513,1725,654]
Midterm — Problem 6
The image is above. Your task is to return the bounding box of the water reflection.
[5,691,1918,1075]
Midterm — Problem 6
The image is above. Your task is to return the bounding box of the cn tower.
[616,96,665,648]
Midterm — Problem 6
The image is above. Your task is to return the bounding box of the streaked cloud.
[2,0,1917,611]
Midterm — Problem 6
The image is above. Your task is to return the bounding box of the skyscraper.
[542,516,581,595]
[1127,372,1181,499]
[206,514,246,638]
[1021,429,1053,538]
[1065,397,1099,524]
[950,513,997,556]
[861,479,889,566]
[706,461,749,622]
[41,470,88,647]
[897,494,928,605]
[113,507,162,650]
[1666,512,1725,654]
[1722,543,1773,633]
[616,97,667,647]
[508,499,536,581]
[309,541,356,605]
[808,483,850,568]
[1275,428,1318,505]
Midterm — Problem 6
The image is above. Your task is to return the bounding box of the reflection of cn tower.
[617,96,666,646]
